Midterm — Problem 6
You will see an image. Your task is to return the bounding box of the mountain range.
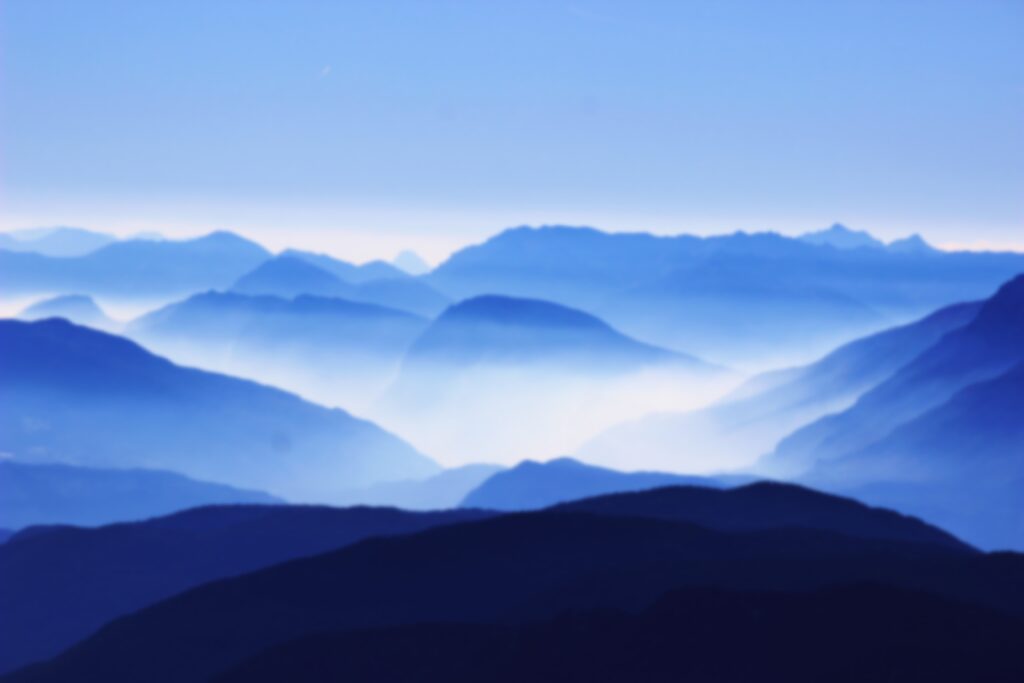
[581,298,983,472]
[5,483,1007,683]
[0,318,438,501]
[0,505,491,674]
[0,231,269,299]
[19,295,118,331]
[0,227,117,258]
[427,225,1024,366]
[376,295,726,463]
[128,291,429,409]
[0,461,278,529]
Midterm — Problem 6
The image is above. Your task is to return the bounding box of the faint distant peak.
[393,250,431,275]
[799,223,885,250]
[887,233,935,254]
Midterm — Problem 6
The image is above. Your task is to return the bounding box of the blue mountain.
[282,248,408,283]
[0,505,492,674]
[459,458,730,511]
[400,295,707,373]
[129,291,429,407]
[19,295,117,331]
[232,255,449,317]
[338,464,504,510]
[0,231,270,298]
[767,274,1024,476]
[392,249,431,275]
[0,319,438,501]
[9,484,1002,683]
[428,225,1024,364]
[0,461,278,529]
[581,298,982,472]
[799,223,886,250]
[0,227,116,257]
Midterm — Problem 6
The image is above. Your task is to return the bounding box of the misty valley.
[0,222,1023,681]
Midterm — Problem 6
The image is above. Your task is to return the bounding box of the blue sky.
[1,0,1021,260]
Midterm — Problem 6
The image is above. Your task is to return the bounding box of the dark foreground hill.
[213,584,1024,683]
[0,505,491,674]
[8,484,1015,683]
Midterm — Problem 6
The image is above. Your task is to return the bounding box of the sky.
[1,0,1022,262]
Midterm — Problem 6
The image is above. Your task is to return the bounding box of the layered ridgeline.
[0,227,117,258]
[19,295,119,331]
[581,299,982,472]
[0,319,438,501]
[427,225,1024,366]
[376,295,728,464]
[231,254,450,318]
[0,505,492,674]
[459,458,733,511]
[758,274,1024,549]
[4,483,1004,683]
[0,231,269,299]
[0,461,278,529]
[128,291,429,410]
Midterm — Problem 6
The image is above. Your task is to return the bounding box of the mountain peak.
[799,224,885,250]
[393,250,431,275]
[888,233,935,254]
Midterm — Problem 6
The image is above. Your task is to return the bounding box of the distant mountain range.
[798,223,937,254]
[0,461,278,529]
[232,254,449,317]
[459,458,731,511]
[0,227,117,257]
[427,225,1024,365]
[336,464,505,510]
[128,291,429,409]
[581,298,982,472]
[0,318,438,501]
[19,294,118,331]
[376,295,726,463]
[0,505,491,674]
[5,482,1003,683]
[0,231,269,298]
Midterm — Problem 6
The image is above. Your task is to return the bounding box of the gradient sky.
[1,0,1022,261]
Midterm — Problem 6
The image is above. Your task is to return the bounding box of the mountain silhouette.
[19,295,118,331]
[378,295,723,462]
[799,223,886,250]
[460,458,729,511]
[0,505,491,674]
[10,486,1021,683]
[581,298,982,472]
[400,295,705,372]
[338,464,504,509]
[556,481,969,551]
[211,584,1024,683]
[808,360,1024,550]
[129,291,428,407]
[0,461,278,529]
[393,249,431,275]
[0,231,269,298]
[0,227,115,257]
[767,274,1024,476]
[428,225,1024,365]
[0,318,438,501]
[232,254,449,316]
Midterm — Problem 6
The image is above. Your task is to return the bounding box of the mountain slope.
[0,461,279,529]
[0,231,270,298]
[338,464,505,509]
[581,299,982,472]
[8,490,1019,683]
[428,225,1024,365]
[0,505,491,674]
[767,274,1024,475]
[0,319,438,500]
[231,255,356,298]
[0,227,116,257]
[378,296,724,463]
[19,295,118,331]
[809,361,1024,550]
[460,458,728,511]
[129,291,428,408]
